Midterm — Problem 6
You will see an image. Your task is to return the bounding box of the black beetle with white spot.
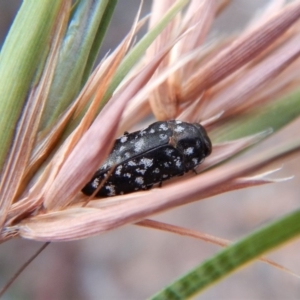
[82,120,212,197]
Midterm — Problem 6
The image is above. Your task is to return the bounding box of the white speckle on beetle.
[139,158,153,168]
[136,168,146,175]
[175,159,182,167]
[184,147,194,155]
[103,159,114,169]
[134,139,145,152]
[159,123,168,131]
[135,177,144,185]
[115,165,122,175]
[101,163,108,170]
[159,134,168,140]
[82,120,212,197]
[105,184,116,196]
[127,160,136,166]
[120,136,128,143]
[164,148,173,156]
[192,158,199,165]
[92,178,100,188]
[174,125,184,133]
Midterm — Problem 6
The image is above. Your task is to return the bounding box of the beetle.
[82,120,212,197]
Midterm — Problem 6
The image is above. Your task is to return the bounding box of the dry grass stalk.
[136,219,300,279]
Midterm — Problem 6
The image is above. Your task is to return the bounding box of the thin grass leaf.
[39,0,118,133]
[137,219,300,279]
[0,1,67,228]
[81,0,118,85]
[102,0,189,105]
[150,208,300,300]
[183,1,300,101]
[203,35,300,120]
[212,87,300,143]
[0,1,64,170]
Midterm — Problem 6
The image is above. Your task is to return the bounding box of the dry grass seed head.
[3,1,300,243]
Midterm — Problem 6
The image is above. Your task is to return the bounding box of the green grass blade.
[81,0,118,85]
[39,0,117,132]
[212,87,300,143]
[0,1,63,170]
[151,207,300,300]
